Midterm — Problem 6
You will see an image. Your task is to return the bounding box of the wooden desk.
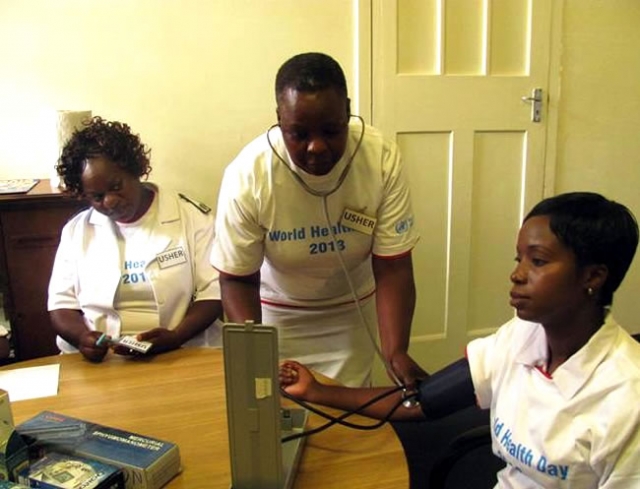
[5,348,408,488]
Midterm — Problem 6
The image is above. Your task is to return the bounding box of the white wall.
[0,0,357,207]
[555,0,640,331]
[2,0,638,334]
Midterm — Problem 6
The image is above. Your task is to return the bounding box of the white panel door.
[371,0,559,372]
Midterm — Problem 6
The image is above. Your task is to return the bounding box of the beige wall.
[1,0,638,332]
[554,0,640,331]
[0,0,357,206]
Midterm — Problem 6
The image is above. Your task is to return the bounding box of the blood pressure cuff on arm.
[416,357,476,419]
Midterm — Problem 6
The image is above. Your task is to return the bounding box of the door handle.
[521,88,543,123]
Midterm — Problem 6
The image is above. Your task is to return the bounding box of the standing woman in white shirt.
[281,192,640,488]
[212,52,425,387]
[49,117,222,362]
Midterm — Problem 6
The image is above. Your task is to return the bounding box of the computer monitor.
[223,322,308,489]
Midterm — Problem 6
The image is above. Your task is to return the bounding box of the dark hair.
[275,52,348,103]
[56,116,152,196]
[524,192,639,307]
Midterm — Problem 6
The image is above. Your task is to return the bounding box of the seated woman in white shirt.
[280,191,640,488]
[49,116,222,362]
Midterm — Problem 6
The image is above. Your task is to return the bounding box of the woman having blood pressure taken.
[281,192,640,487]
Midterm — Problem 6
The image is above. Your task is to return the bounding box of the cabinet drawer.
[1,205,80,241]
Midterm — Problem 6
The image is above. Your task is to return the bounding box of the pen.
[96,333,111,347]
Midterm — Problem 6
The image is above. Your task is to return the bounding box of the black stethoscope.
[265,115,366,198]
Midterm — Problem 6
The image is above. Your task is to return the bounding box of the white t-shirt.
[467,315,640,488]
[114,193,160,335]
[211,120,419,385]
[211,119,419,307]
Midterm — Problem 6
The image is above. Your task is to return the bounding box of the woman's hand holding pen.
[94,332,155,357]
[79,330,109,363]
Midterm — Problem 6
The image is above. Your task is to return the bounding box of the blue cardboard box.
[16,412,180,489]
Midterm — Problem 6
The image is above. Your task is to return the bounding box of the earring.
[587,287,594,296]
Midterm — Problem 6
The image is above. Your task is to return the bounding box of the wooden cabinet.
[0,180,86,361]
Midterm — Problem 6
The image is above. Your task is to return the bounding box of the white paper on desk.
[0,364,60,401]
